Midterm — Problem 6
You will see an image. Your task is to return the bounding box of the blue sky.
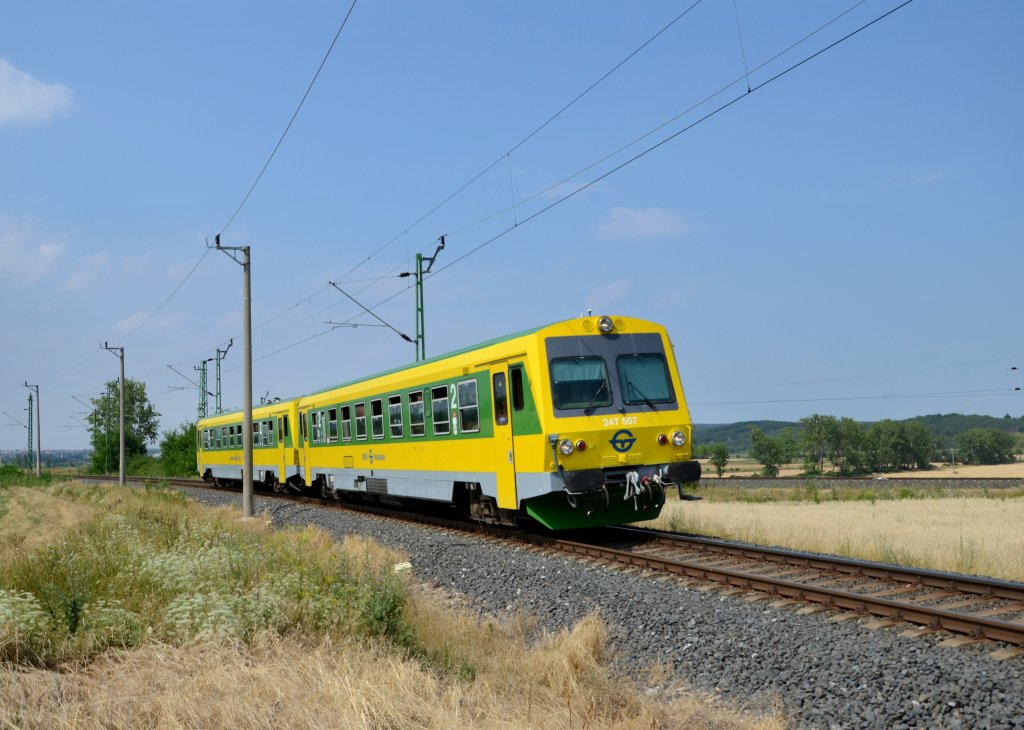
[1,0,1021,450]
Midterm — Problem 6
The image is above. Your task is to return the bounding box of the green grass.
[0,481,413,667]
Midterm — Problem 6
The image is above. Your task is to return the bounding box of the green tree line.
[695,414,1020,477]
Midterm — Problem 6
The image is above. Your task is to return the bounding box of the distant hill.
[694,413,1022,455]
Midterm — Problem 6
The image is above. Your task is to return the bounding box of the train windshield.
[617,354,674,405]
[546,332,677,415]
[550,357,612,410]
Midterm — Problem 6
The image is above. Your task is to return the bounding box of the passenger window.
[355,403,366,440]
[300,412,307,442]
[328,408,338,442]
[283,415,290,439]
[311,411,321,443]
[277,418,282,442]
[458,380,479,432]
[431,386,450,435]
[341,405,352,441]
[409,391,425,436]
[511,368,525,411]
[371,399,384,439]
[493,373,508,425]
[388,395,403,438]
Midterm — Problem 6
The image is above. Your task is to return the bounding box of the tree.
[955,428,1015,465]
[800,415,837,474]
[85,379,160,473]
[160,423,197,476]
[707,443,730,477]
[750,427,784,477]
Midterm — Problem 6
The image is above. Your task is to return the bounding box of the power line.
[430,0,913,278]
[330,0,708,287]
[444,0,871,241]
[220,0,360,235]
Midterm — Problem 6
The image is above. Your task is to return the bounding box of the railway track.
[81,474,1024,652]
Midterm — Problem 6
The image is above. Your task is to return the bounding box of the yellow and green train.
[196,315,701,530]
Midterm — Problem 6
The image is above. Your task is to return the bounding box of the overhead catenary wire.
[430,0,912,278]
[329,0,708,287]
[219,0,360,236]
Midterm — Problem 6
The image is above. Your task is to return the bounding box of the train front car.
[518,315,701,530]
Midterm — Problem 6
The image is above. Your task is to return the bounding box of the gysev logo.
[609,429,636,453]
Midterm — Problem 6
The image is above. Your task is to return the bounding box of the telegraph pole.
[103,342,126,486]
[215,340,233,415]
[211,235,253,519]
[399,235,444,361]
[22,383,40,476]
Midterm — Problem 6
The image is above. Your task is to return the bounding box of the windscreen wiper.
[583,381,608,414]
[625,378,658,410]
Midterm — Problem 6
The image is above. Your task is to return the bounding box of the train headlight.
[559,438,575,456]
[671,431,686,447]
[597,316,614,333]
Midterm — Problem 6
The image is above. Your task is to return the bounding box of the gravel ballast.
[184,488,1024,729]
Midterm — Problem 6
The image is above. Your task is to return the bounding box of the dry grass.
[701,459,1024,479]
[0,487,97,553]
[0,479,787,730]
[648,498,1024,581]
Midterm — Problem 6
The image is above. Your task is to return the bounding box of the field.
[0,477,783,730]
[701,458,1024,479]
[646,491,1024,582]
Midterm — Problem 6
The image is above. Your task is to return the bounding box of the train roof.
[200,315,664,422]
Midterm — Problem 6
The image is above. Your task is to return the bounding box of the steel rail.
[525,536,1024,646]
[608,526,1024,602]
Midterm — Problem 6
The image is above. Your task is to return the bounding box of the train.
[195,314,701,530]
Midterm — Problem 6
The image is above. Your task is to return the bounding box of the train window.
[371,399,384,439]
[300,412,307,442]
[277,418,282,442]
[409,391,425,436]
[327,408,338,442]
[431,386,450,435]
[616,354,674,405]
[457,380,479,432]
[341,406,352,441]
[550,357,612,410]
[253,424,260,448]
[511,368,525,411]
[311,411,321,443]
[355,403,366,440]
[492,373,508,425]
[283,415,290,439]
[215,428,221,449]
[388,395,403,438]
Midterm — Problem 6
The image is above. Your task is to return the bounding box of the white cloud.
[591,206,694,241]
[908,169,953,186]
[114,310,150,334]
[0,214,66,283]
[585,277,634,311]
[64,252,110,291]
[0,58,74,125]
[112,308,187,335]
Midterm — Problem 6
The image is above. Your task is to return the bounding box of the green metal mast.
[26,393,32,455]
[413,236,444,362]
[197,360,209,419]
[215,340,233,415]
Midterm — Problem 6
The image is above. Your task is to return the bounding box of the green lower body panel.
[523,487,664,530]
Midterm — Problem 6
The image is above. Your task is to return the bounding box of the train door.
[490,365,517,509]
[298,410,308,485]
